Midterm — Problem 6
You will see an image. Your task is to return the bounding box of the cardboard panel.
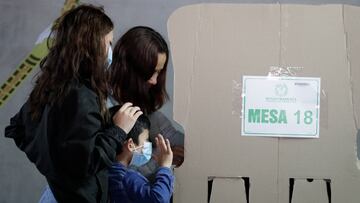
[344,5,360,166]
[209,178,247,203]
[277,5,360,203]
[344,5,360,131]
[169,4,280,203]
[291,179,328,203]
[169,3,360,203]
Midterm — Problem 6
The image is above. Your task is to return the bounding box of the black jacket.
[5,81,126,203]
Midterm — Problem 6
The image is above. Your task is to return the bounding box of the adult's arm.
[52,85,127,178]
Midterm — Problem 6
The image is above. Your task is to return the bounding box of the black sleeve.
[53,86,126,179]
[149,111,184,147]
[4,104,26,149]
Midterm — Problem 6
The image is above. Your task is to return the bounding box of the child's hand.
[155,134,173,168]
[112,102,143,134]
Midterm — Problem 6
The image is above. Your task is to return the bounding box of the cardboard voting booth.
[168,4,360,203]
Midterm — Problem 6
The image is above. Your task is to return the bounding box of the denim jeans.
[38,185,57,203]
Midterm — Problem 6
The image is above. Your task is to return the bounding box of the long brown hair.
[29,4,113,121]
[109,26,169,114]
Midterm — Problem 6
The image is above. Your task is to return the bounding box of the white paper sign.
[241,76,321,138]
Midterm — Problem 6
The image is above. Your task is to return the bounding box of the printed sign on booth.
[241,76,321,138]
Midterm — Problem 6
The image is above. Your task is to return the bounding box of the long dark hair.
[29,4,113,121]
[109,26,169,115]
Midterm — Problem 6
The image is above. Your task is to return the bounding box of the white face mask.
[129,141,152,167]
[107,45,113,67]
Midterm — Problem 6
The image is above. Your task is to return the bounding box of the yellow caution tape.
[0,0,80,107]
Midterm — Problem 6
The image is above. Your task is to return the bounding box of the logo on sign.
[275,83,288,97]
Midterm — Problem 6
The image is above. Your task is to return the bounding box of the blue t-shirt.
[109,162,174,203]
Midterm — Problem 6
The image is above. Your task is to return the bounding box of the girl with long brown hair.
[5,5,142,203]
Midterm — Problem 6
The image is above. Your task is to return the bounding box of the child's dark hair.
[127,115,151,145]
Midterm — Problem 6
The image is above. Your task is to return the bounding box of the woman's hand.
[155,134,173,168]
[112,102,143,134]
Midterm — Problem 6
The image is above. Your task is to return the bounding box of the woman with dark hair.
[4,5,142,203]
[108,26,184,179]
[109,26,169,115]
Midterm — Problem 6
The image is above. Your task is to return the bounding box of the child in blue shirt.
[109,115,174,203]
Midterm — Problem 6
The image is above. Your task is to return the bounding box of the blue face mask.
[129,141,152,167]
[107,45,112,67]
